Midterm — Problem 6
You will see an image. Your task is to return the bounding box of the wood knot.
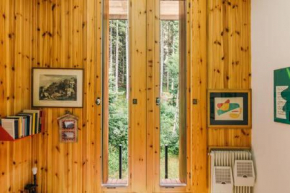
[52,4,56,11]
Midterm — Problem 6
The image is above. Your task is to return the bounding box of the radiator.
[210,150,254,193]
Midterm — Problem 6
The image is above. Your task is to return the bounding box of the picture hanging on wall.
[274,67,290,124]
[32,68,84,108]
[57,112,78,143]
[207,89,252,128]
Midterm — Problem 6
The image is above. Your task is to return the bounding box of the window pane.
[160,0,186,185]
[103,0,129,185]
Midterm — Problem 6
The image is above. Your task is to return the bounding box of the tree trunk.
[167,71,169,91]
[173,90,179,133]
[126,21,129,100]
[160,21,164,94]
[115,21,119,93]
[122,54,125,84]
[109,21,113,75]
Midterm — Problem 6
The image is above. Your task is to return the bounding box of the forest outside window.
[102,0,129,186]
[159,0,187,186]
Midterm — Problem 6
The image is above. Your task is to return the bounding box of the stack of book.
[0,110,45,140]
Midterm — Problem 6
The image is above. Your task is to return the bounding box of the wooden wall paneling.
[72,108,84,193]
[8,142,14,193]
[0,1,34,192]
[14,0,23,113]
[13,142,20,192]
[6,0,15,116]
[46,109,53,193]
[153,0,161,191]
[0,2,9,192]
[146,0,156,192]
[82,0,89,190]
[33,1,50,193]
[186,0,192,191]
[72,0,84,192]
[229,0,240,89]
[129,0,147,192]
[207,0,251,148]
[24,0,32,108]
[0,142,9,193]
[61,0,70,191]
[83,0,98,192]
[246,0,251,89]
[95,0,103,190]
[0,0,252,192]
[191,0,207,192]
[0,0,5,118]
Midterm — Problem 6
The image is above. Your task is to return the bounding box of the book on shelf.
[0,119,17,139]
[0,109,45,140]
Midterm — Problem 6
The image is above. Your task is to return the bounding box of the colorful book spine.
[0,109,45,141]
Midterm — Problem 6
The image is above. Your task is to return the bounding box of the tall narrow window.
[102,0,129,185]
[160,0,187,186]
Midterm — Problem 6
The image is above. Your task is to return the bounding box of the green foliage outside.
[107,20,181,180]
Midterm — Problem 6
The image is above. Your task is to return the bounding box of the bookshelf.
[0,110,45,141]
[0,125,43,141]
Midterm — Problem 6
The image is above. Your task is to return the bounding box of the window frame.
[101,0,130,188]
[152,0,192,191]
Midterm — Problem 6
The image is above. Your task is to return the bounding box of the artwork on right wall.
[274,67,290,124]
[207,89,251,128]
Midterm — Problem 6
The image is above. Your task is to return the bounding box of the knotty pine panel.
[0,0,33,192]
[0,0,251,192]
[207,0,251,148]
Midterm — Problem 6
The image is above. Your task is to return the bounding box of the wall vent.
[213,166,233,193]
[234,160,255,187]
[210,150,254,193]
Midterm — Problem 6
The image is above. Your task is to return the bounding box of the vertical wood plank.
[191,0,207,192]
[129,0,147,192]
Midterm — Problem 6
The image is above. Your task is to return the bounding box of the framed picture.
[274,67,290,124]
[58,113,78,143]
[32,68,83,108]
[61,131,76,142]
[207,89,251,128]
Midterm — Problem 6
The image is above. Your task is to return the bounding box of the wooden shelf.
[0,110,45,141]
[0,124,43,142]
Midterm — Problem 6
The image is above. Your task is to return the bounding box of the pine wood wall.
[0,0,251,192]
[0,0,34,192]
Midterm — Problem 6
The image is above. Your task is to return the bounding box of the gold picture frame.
[207,89,252,128]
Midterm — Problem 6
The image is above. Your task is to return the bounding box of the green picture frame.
[274,67,290,124]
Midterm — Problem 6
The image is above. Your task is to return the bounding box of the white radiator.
[210,150,254,193]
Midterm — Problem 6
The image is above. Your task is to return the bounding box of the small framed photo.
[63,120,76,129]
[58,113,78,143]
[207,89,252,128]
[32,68,84,108]
[61,131,76,142]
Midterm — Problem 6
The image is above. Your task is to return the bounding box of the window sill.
[160,179,186,188]
[102,179,128,188]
